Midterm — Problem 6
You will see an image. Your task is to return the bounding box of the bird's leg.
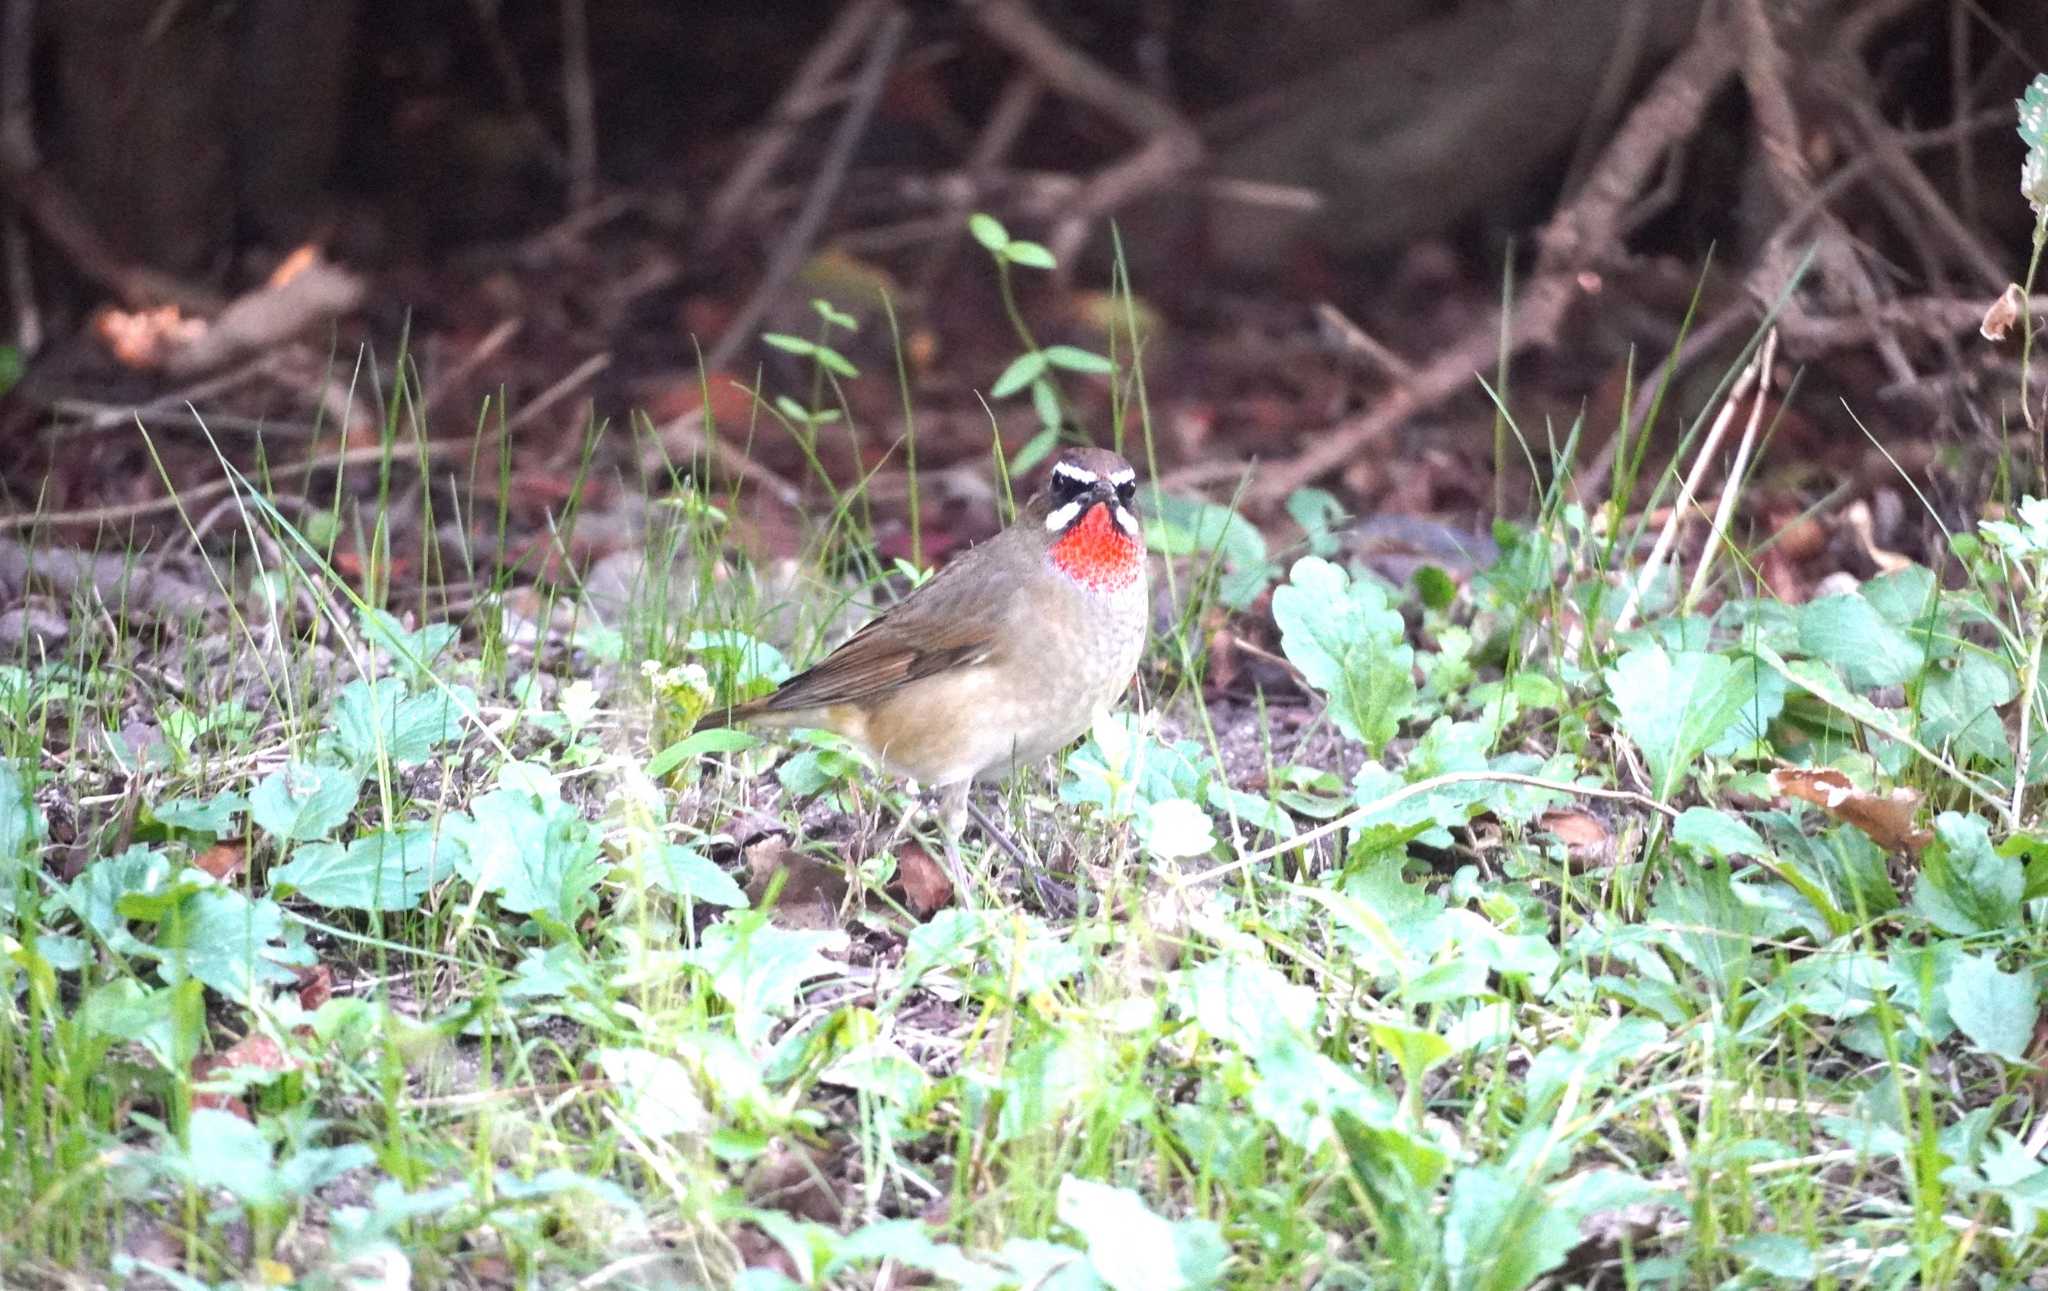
[965,794,1077,918]
[932,780,981,906]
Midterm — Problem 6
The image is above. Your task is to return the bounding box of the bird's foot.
[965,796,1080,919]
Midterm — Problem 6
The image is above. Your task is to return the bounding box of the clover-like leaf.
[1272,557,1414,752]
[1606,645,1757,797]
[271,825,460,912]
[1947,952,2038,1063]
[249,762,361,844]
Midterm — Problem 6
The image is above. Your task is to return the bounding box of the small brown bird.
[702,446,1149,889]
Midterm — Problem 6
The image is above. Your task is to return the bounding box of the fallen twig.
[964,0,1201,276]
[698,5,909,380]
[698,0,891,254]
[1249,17,1740,508]
[560,0,598,212]
[1682,327,1778,614]
[1175,769,1679,889]
[1613,339,1767,635]
[0,536,211,619]
[160,255,366,377]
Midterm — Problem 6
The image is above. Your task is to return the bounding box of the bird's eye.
[1050,464,1096,500]
[1115,480,1136,504]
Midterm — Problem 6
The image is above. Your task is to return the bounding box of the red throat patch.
[1049,502,1142,592]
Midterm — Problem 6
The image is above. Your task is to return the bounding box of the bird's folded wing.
[747,613,999,711]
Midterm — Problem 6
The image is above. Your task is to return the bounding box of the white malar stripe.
[1050,460,1099,488]
[1045,499,1084,530]
[1112,504,1138,535]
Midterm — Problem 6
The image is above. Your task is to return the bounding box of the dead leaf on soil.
[190,1031,293,1119]
[744,1137,846,1224]
[1537,808,1617,871]
[1768,767,1932,853]
[193,841,246,881]
[94,304,206,369]
[733,1226,801,1279]
[293,963,334,1012]
[1841,500,1914,575]
[889,842,953,916]
[744,835,849,929]
[1982,283,2025,341]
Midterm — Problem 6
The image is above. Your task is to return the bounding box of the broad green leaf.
[998,1030,1113,1142]
[1947,952,2038,1062]
[249,762,361,843]
[151,886,303,999]
[1917,649,2016,766]
[1171,956,1318,1056]
[1733,1235,1816,1280]
[1043,345,1113,375]
[1858,565,1938,625]
[1913,812,2022,935]
[684,917,846,1047]
[1648,862,1771,999]
[0,759,44,914]
[1028,377,1062,434]
[812,344,859,379]
[153,792,245,836]
[760,332,815,356]
[1442,1165,1581,1291]
[54,846,173,954]
[1285,487,1346,556]
[648,727,757,777]
[271,825,459,911]
[1672,807,1766,859]
[1606,645,1756,797]
[1055,1176,1225,1291]
[967,212,1010,252]
[831,1221,1007,1291]
[688,630,791,687]
[451,786,608,925]
[644,843,747,908]
[1205,782,1295,837]
[811,298,859,331]
[1138,797,1214,859]
[1011,423,1061,475]
[328,678,475,770]
[594,1048,709,1137]
[1797,594,1924,687]
[170,1108,279,1206]
[990,350,1047,399]
[1141,490,1266,567]
[1003,239,1057,270]
[1272,557,1415,752]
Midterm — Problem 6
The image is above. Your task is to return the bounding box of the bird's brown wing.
[732,536,1019,715]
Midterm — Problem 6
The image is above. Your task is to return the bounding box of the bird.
[699,446,1150,898]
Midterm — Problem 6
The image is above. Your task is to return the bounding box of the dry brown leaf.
[1538,808,1617,871]
[1841,501,1914,575]
[190,1031,293,1118]
[1768,767,1932,853]
[266,243,322,289]
[1982,283,2025,341]
[744,835,848,929]
[890,843,953,916]
[193,841,245,881]
[94,305,207,369]
[1768,509,1827,564]
[745,1138,846,1224]
[293,963,334,1012]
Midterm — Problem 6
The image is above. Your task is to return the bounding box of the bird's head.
[1030,447,1143,592]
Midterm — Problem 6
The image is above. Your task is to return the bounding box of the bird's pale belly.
[852,581,1146,788]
